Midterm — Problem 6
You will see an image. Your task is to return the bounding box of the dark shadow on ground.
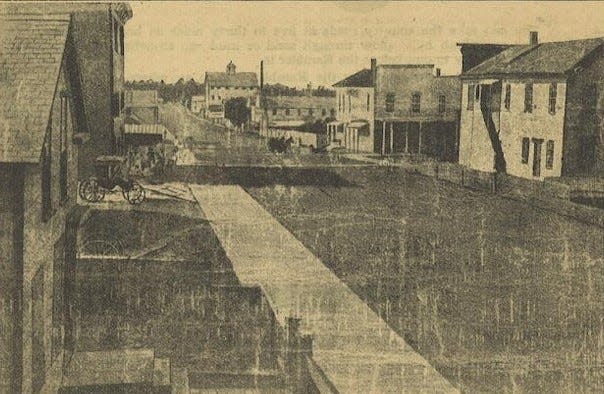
[167,164,360,187]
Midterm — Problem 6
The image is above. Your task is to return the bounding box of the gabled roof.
[464,37,604,77]
[205,72,258,88]
[333,69,373,88]
[0,14,70,163]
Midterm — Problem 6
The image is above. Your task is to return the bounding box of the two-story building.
[264,95,336,129]
[204,61,259,120]
[374,64,461,161]
[191,95,206,115]
[0,13,88,393]
[6,2,133,177]
[329,61,376,152]
[459,32,604,179]
[329,59,461,160]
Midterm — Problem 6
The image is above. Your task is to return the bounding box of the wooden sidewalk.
[190,184,457,393]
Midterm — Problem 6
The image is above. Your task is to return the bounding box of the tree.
[224,97,251,127]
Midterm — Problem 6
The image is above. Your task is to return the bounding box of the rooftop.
[464,37,604,77]
[333,69,373,88]
[0,14,70,163]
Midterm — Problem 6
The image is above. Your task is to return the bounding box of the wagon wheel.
[82,179,105,202]
[123,181,145,204]
[78,181,88,200]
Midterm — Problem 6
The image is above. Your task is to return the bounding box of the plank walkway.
[190,185,458,393]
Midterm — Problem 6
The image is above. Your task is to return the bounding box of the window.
[504,84,511,110]
[524,83,533,113]
[272,108,277,115]
[411,92,421,113]
[285,108,290,116]
[322,108,326,116]
[438,95,446,114]
[385,93,395,112]
[366,93,370,111]
[549,83,557,114]
[298,108,302,116]
[521,137,530,164]
[467,84,475,110]
[546,140,555,169]
[348,94,351,113]
[309,108,314,116]
[330,108,336,117]
[211,95,215,100]
[475,85,480,100]
[42,125,52,221]
[112,18,118,53]
[59,92,69,203]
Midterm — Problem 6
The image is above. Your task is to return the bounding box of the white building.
[203,61,258,120]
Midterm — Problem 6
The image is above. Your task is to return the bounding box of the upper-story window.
[322,108,327,116]
[548,83,557,115]
[366,93,370,111]
[524,83,533,113]
[272,108,277,115]
[411,92,421,113]
[467,84,475,110]
[348,94,351,113]
[330,108,336,117]
[521,137,530,164]
[309,108,314,116]
[285,108,290,116]
[438,95,446,114]
[504,84,511,110]
[298,108,302,116]
[385,93,395,112]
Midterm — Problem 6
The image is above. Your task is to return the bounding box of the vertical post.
[418,121,423,154]
[389,122,394,154]
[381,121,386,155]
[404,122,409,154]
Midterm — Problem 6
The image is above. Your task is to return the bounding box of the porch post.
[418,121,423,154]
[389,122,394,154]
[381,121,386,155]
[404,122,409,153]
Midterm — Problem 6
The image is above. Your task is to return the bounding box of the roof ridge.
[0,13,71,22]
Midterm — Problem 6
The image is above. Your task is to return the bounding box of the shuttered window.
[385,93,395,112]
[546,140,555,169]
[504,84,511,110]
[549,83,557,114]
[410,92,421,113]
[521,137,530,164]
[438,95,446,113]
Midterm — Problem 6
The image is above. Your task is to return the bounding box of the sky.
[125,1,604,87]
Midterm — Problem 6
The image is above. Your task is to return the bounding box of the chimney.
[530,31,538,45]
[435,68,441,77]
[306,82,313,96]
[260,60,264,90]
[370,58,377,85]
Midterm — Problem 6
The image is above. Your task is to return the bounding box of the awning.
[347,121,368,129]
[327,121,345,126]
[124,123,168,136]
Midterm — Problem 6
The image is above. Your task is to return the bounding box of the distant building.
[125,89,160,124]
[264,95,336,129]
[204,61,259,120]
[0,13,87,393]
[329,59,461,160]
[459,32,604,179]
[5,2,133,177]
[191,95,206,114]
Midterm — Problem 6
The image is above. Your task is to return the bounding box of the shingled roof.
[333,69,373,88]
[205,72,258,88]
[464,37,604,77]
[0,14,70,163]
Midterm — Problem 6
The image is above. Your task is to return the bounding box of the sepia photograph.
[1,1,603,393]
